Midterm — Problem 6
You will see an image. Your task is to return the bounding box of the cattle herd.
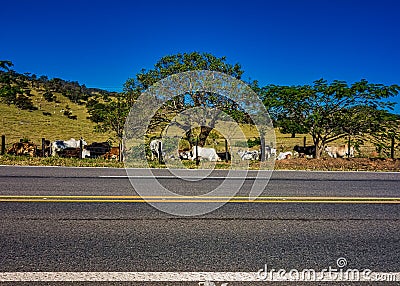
[148,139,355,163]
[5,138,120,160]
[4,137,356,162]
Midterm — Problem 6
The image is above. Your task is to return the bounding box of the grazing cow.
[104,147,120,160]
[7,142,37,157]
[190,146,220,161]
[238,150,259,160]
[325,144,354,158]
[276,151,293,160]
[217,152,231,161]
[57,147,91,158]
[86,142,111,158]
[51,138,87,156]
[179,150,192,160]
[263,146,277,159]
[149,139,163,161]
[293,145,316,158]
[82,149,91,158]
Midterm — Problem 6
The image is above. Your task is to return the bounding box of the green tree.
[87,92,132,143]
[123,52,245,146]
[0,60,36,110]
[261,79,399,158]
[261,84,310,137]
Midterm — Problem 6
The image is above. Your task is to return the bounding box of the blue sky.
[2,0,400,113]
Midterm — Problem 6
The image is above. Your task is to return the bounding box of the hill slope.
[0,89,115,148]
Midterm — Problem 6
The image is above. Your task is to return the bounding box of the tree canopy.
[123,52,247,146]
[261,79,399,157]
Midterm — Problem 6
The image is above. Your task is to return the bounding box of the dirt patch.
[275,157,400,172]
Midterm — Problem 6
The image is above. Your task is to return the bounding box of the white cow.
[238,150,259,160]
[276,151,293,160]
[51,138,87,156]
[190,146,220,162]
[82,149,91,158]
[325,144,355,158]
[264,146,277,159]
[149,139,163,161]
[179,150,192,160]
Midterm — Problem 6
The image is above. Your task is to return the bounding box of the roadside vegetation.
[1,52,399,171]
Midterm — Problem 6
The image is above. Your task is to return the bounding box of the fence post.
[119,142,123,162]
[1,135,5,155]
[225,139,229,163]
[79,139,83,159]
[158,141,162,164]
[391,135,395,159]
[195,138,199,166]
[348,135,351,158]
[260,134,266,161]
[41,138,46,157]
[303,136,306,147]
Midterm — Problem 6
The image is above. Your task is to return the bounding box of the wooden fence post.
[195,138,199,166]
[158,141,162,164]
[260,134,266,161]
[303,136,307,147]
[1,135,5,155]
[118,142,124,162]
[348,135,351,158]
[79,139,83,159]
[41,138,46,157]
[225,139,229,163]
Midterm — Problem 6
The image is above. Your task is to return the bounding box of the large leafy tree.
[123,52,245,146]
[261,79,399,158]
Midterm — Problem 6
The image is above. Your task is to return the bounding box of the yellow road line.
[0,195,399,200]
[0,195,399,204]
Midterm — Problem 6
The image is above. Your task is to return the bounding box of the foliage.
[86,92,132,141]
[0,60,37,110]
[43,91,56,102]
[260,79,399,157]
[123,52,246,146]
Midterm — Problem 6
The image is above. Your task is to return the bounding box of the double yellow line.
[0,195,399,204]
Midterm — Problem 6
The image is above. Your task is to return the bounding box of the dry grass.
[1,90,398,167]
[0,89,116,148]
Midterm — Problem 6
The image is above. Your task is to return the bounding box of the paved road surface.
[0,166,399,285]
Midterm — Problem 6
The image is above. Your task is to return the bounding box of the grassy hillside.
[0,89,116,148]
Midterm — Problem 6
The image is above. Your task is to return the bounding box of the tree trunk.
[198,126,213,147]
[313,137,322,159]
[314,145,323,159]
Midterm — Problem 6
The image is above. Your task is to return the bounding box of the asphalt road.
[0,166,399,285]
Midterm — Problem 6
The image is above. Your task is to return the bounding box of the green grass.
[0,89,116,148]
[1,87,398,165]
[0,154,124,167]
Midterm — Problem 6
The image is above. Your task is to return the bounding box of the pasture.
[0,89,113,144]
[1,87,398,169]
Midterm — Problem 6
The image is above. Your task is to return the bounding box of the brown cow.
[7,142,37,157]
[104,147,120,160]
[325,144,354,158]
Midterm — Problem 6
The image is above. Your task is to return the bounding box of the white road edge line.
[98,176,270,179]
[0,271,398,281]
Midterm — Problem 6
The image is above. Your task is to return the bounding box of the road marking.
[99,175,271,180]
[0,195,399,204]
[0,271,398,281]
